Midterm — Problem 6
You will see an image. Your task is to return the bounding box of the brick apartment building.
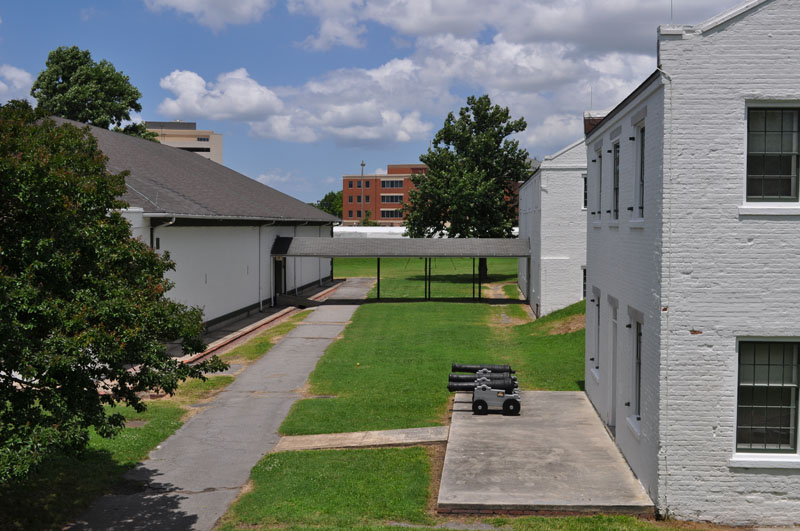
[342,163,427,226]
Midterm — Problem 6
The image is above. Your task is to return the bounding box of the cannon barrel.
[451,363,515,374]
[448,373,516,383]
[447,377,518,394]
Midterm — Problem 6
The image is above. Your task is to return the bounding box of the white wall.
[519,141,587,316]
[539,141,587,315]
[119,215,333,324]
[518,174,540,311]
[584,80,666,505]
[654,0,800,524]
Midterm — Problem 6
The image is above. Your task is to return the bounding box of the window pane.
[783,132,797,153]
[766,110,783,131]
[765,155,782,175]
[766,132,782,153]
[747,178,763,198]
[750,110,765,131]
[784,110,797,131]
[749,132,766,152]
[748,155,764,175]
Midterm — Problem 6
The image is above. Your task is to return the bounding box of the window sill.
[626,415,641,440]
[590,367,600,383]
[738,205,800,216]
[729,455,800,469]
[592,221,602,228]
[608,220,619,228]
[629,219,645,229]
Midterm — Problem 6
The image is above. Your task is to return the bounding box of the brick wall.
[655,0,800,524]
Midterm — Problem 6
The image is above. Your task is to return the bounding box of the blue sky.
[0,0,741,202]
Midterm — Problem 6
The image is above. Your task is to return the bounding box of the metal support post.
[377,257,381,299]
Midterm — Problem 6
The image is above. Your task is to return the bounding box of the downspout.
[258,224,262,312]
[151,217,177,249]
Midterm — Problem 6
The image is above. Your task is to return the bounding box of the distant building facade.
[518,140,587,317]
[341,163,427,226]
[146,121,223,164]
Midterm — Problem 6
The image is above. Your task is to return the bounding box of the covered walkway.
[271,237,530,301]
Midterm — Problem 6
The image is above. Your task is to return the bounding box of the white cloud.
[288,0,366,50]
[256,171,291,186]
[158,68,283,121]
[0,65,34,103]
[524,113,584,150]
[374,167,387,175]
[143,0,274,31]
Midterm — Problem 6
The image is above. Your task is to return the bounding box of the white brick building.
[518,139,587,316]
[585,0,800,525]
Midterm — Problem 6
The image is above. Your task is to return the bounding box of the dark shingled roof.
[271,237,530,258]
[52,118,338,224]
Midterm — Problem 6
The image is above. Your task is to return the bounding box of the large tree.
[312,190,343,219]
[404,95,530,240]
[30,46,143,130]
[0,101,224,482]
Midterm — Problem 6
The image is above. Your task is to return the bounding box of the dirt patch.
[489,307,529,328]
[425,443,447,516]
[124,419,148,428]
[542,314,585,335]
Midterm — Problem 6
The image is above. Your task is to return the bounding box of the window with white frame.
[581,267,586,299]
[747,108,799,201]
[381,209,403,219]
[582,174,587,209]
[637,126,645,217]
[633,320,642,420]
[612,143,620,219]
[596,150,603,218]
[737,341,798,453]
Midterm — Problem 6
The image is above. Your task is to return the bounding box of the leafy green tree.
[360,210,378,226]
[0,101,225,482]
[112,122,159,142]
[404,94,530,241]
[312,190,343,218]
[30,46,143,130]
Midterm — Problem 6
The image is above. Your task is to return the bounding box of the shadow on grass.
[576,380,586,391]
[323,297,529,305]
[0,448,197,531]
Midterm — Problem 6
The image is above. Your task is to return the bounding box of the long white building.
[584,0,800,524]
[56,118,338,327]
[518,139,587,316]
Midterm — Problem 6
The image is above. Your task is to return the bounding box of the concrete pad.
[273,426,450,452]
[325,277,373,300]
[437,391,654,515]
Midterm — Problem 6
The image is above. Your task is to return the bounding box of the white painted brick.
[584,0,800,525]
[518,140,587,315]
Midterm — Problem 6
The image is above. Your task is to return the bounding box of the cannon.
[471,384,520,415]
[451,363,515,374]
[448,373,517,383]
[448,363,521,416]
[447,376,518,394]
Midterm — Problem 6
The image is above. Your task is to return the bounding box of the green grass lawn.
[280,300,585,435]
[334,257,519,299]
[217,447,432,530]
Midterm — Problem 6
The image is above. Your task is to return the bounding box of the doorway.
[274,257,286,295]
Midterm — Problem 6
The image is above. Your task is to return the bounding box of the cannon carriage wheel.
[472,399,488,415]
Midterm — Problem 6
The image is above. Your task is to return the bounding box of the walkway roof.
[271,237,530,258]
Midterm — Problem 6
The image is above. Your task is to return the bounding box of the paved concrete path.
[438,391,654,516]
[69,279,370,531]
[273,426,449,452]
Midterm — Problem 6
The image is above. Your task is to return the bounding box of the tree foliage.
[30,46,143,130]
[0,101,225,482]
[403,95,530,239]
[112,122,159,143]
[312,190,343,219]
